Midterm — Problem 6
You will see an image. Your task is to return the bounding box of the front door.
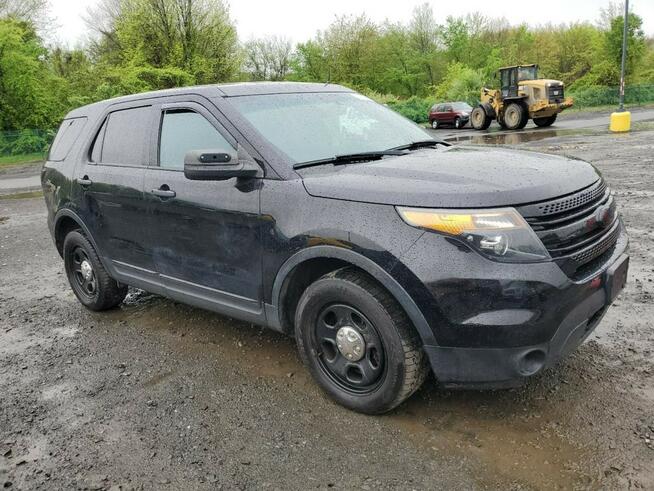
[143,101,264,320]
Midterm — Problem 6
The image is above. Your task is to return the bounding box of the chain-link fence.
[569,84,654,108]
[0,129,55,164]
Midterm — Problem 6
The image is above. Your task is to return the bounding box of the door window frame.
[154,101,238,173]
[84,102,158,169]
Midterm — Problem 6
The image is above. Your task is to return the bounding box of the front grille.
[517,180,620,277]
[547,84,565,103]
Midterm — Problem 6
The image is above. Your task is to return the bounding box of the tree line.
[0,0,652,136]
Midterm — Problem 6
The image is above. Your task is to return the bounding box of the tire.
[454,117,462,129]
[533,114,557,127]
[471,106,491,130]
[497,115,508,130]
[294,267,428,414]
[431,119,439,129]
[63,230,128,311]
[504,102,526,130]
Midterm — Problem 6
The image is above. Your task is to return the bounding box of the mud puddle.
[445,127,599,145]
[108,288,305,382]
[109,290,599,489]
[391,386,596,489]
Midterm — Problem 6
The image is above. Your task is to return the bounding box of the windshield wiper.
[387,140,449,152]
[293,150,406,169]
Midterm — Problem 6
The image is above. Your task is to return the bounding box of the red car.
[428,102,472,129]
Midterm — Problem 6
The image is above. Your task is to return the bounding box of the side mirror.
[184,145,262,181]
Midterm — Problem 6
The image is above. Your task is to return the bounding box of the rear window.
[100,106,152,165]
[48,117,87,161]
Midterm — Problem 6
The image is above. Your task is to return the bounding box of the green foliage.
[386,97,434,124]
[604,13,646,76]
[0,129,52,157]
[0,1,653,136]
[570,84,654,107]
[434,63,484,105]
[0,19,68,131]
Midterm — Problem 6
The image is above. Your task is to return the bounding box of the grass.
[0,152,44,167]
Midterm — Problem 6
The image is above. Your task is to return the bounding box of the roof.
[66,82,352,118]
[498,64,538,70]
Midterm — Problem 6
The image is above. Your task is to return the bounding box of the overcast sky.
[48,0,654,47]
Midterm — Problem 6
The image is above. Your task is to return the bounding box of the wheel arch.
[269,245,436,347]
[53,209,104,264]
[480,103,496,119]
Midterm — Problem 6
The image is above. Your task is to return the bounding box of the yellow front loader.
[470,64,573,131]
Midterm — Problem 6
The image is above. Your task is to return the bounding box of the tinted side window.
[101,106,152,165]
[159,110,234,170]
[48,117,88,161]
[436,105,444,112]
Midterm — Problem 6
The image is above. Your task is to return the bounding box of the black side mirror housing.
[184,145,262,181]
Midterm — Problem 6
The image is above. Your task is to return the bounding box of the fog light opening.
[519,349,546,376]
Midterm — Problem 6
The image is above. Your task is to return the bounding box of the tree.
[0,18,67,130]
[408,3,439,86]
[87,0,240,86]
[0,0,48,25]
[243,36,292,81]
[604,12,645,78]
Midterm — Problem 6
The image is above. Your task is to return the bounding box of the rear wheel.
[431,119,439,129]
[533,114,557,127]
[504,102,527,130]
[64,231,128,311]
[294,267,428,414]
[471,106,491,130]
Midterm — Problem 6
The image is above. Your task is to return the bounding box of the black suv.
[42,83,629,414]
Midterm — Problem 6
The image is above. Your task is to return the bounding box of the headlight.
[396,207,551,263]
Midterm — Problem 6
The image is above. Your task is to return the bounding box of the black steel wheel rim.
[312,303,386,394]
[70,247,98,299]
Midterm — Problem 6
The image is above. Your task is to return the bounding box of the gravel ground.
[1,129,653,490]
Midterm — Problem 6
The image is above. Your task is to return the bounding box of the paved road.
[1,107,653,194]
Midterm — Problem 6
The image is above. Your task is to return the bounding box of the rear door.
[143,99,264,322]
[75,104,158,282]
[443,104,454,124]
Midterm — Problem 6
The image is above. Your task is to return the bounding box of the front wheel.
[431,119,439,129]
[454,117,463,129]
[503,102,527,130]
[64,231,128,311]
[294,268,428,414]
[471,106,491,130]
[533,114,557,127]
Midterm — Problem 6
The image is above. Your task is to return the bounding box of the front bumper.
[393,221,628,388]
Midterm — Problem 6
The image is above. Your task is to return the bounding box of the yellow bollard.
[610,111,631,132]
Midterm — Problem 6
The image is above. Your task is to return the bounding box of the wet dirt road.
[1,130,654,490]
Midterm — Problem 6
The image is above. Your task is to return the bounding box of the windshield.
[517,66,538,81]
[228,92,432,164]
[452,102,472,112]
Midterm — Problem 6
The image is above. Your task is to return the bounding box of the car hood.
[300,146,600,208]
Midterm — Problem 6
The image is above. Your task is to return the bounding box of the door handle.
[151,186,176,198]
[78,176,93,187]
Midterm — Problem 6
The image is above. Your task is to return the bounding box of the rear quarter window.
[48,117,88,162]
